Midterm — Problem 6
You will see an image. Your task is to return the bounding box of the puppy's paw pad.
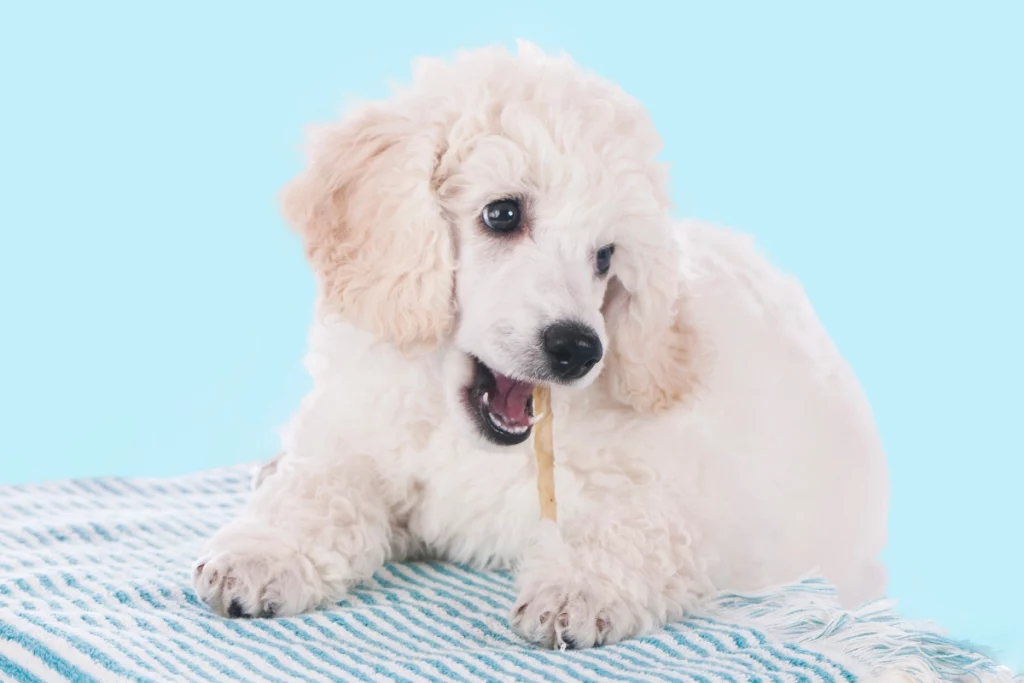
[554,610,612,650]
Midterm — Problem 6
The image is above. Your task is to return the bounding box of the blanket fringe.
[702,576,1021,683]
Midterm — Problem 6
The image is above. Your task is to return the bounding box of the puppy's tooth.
[529,412,547,426]
[482,392,490,406]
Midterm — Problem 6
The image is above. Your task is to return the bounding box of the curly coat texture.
[193,41,889,651]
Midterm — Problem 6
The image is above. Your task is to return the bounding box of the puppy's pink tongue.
[490,372,535,427]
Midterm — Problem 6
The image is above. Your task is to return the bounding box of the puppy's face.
[440,128,664,447]
[282,43,695,449]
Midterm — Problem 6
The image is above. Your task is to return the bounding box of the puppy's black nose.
[543,321,603,381]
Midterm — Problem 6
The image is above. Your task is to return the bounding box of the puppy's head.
[282,42,699,447]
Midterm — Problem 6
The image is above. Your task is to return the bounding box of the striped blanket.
[0,465,1017,683]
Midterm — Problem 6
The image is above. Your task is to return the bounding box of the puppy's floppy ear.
[602,223,701,413]
[280,102,455,351]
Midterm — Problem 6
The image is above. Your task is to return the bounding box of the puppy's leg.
[511,485,712,649]
[193,454,392,618]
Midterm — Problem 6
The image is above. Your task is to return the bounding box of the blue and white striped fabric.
[0,465,1018,683]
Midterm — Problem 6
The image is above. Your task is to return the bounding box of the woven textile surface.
[0,465,1017,682]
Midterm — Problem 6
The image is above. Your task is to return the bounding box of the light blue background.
[2,0,1021,669]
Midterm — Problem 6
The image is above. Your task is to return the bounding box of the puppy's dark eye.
[595,244,615,275]
[481,199,521,234]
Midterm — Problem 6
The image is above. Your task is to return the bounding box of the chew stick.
[532,386,557,522]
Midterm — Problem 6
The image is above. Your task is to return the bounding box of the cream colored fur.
[192,41,889,650]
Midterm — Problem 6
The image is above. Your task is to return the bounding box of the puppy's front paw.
[510,582,621,650]
[192,525,325,618]
[509,517,707,650]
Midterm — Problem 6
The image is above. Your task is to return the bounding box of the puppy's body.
[194,43,888,649]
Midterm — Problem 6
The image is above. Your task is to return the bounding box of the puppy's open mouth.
[465,357,541,446]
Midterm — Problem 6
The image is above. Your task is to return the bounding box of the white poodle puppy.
[192,41,889,650]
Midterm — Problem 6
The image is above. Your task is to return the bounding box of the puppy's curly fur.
[193,41,889,650]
